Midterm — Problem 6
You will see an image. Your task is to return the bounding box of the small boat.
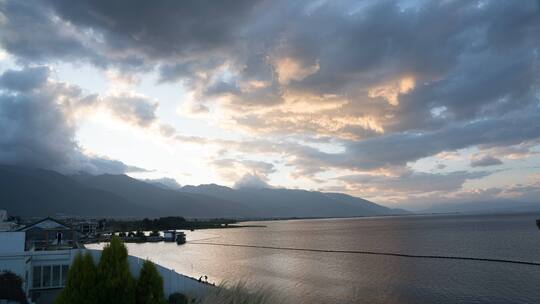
[176,232,186,245]
[164,230,176,242]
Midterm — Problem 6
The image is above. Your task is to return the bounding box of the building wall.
[0,248,78,302]
[0,231,27,289]
[0,254,27,279]
[0,232,25,254]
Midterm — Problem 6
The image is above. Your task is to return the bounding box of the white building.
[0,217,211,304]
[0,210,7,221]
[0,218,81,304]
[0,209,18,232]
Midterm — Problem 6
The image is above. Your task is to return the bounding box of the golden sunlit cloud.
[368,75,416,106]
[274,57,320,85]
[239,80,270,92]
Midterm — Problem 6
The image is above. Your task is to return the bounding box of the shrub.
[56,252,97,304]
[168,293,190,304]
[56,237,169,304]
[200,282,282,304]
[97,236,135,304]
[136,260,166,304]
[0,271,28,304]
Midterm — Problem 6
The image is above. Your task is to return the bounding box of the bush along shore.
[106,217,239,232]
[56,236,168,304]
[81,216,263,245]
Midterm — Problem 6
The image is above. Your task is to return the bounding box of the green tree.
[55,252,97,304]
[135,260,166,304]
[97,236,135,304]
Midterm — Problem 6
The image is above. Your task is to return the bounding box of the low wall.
[85,249,212,299]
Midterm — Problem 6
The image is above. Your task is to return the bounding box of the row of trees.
[56,236,166,304]
[107,216,237,233]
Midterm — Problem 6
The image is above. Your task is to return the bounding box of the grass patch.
[199,282,284,304]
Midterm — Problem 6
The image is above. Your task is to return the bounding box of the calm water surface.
[89,213,540,303]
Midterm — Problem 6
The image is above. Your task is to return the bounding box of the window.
[32,264,69,289]
[52,265,60,286]
[61,265,69,286]
[42,266,51,287]
[32,266,41,288]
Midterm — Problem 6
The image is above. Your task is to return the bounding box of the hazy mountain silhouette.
[0,165,406,218]
[71,173,254,218]
[0,165,153,217]
[180,184,408,218]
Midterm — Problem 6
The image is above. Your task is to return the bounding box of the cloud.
[289,110,540,172]
[0,66,49,91]
[211,158,276,185]
[337,170,490,195]
[99,93,158,127]
[1,0,539,206]
[0,0,260,70]
[0,1,101,64]
[274,57,319,85]
[0,67,146,174]
[48,0,259,59]
[470,155,503,167]
[143,177,182,190]
[395,180,540,211]
[234,173,271,189]
[3,1,538,142]
[84,157,148,175]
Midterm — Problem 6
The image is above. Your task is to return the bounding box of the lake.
[88,213,540,303]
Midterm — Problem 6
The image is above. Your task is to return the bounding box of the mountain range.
[0,165,407,218]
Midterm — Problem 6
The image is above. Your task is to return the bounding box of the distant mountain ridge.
[0,165,407,218]
[0,165,153,217]
[180,184,408,218]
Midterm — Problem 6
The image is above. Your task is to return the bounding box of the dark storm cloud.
[0,66,49,91]
[0,67,77,170]
[0,67,147,174]
[470,156,503,168]
[46,0,259,58]
[0,1,101,64]
[0,0,261,71]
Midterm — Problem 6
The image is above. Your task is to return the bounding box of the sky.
[0,0,539,210]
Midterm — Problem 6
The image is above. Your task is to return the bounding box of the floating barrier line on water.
[188,242,540,266]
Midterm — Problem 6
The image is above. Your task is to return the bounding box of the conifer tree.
[56,252,97,304]
[97,236,135,304]
[135,260,167,304]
